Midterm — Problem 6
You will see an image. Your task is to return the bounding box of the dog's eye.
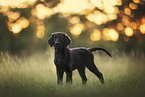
[54,35,57,39]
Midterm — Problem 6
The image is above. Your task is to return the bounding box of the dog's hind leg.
[78,68,87,85]
[86,62,104,84]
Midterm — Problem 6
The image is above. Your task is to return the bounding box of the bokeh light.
[31,4,53,19]
[129,3,138,10]
[69,16,80,24]
[90,0,104,9]
[0,0,36,8]
[124,7,131,16]
[8,17,29,34]
[86,11,108,25]
[17,17,29,29]
[36,25,45,38]
[103,28,119,41]
[122,15,130,26]
[11,24,22,34]
[141,17,145,24]
[130,22,137,29]
[108,13,118,21]
[124,27,134,37]
[140,24,145,34]
[104,6,118,14]
[6,11,20,22]
[133,0,140,4]
[70,23,84,36]
[90,29,101,41]
[108,29,119,41]
[55,0,93,14]
[117,23,124,30]
[103,0,121,6]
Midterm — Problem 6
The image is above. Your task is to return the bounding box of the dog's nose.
[55,42,59,45]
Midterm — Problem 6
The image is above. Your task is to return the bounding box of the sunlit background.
[0,0,145,54]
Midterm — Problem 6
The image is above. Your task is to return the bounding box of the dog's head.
[48,32,71,48]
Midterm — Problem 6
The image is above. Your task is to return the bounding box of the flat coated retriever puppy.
[48,32,112,85]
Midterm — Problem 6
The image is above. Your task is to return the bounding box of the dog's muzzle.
[54,42,61,48]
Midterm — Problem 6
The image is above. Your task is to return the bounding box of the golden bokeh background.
[0,0,145,54]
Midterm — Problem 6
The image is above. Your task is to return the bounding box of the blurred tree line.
[0,0,145,55]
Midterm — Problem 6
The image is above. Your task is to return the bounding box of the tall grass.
[0,50,145,97]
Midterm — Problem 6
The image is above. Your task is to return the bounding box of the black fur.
[48,32,111,85]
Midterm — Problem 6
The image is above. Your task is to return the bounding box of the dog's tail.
[88,47,112,57]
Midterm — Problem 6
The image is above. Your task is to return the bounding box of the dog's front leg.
[56,69,64,85]
[66,71,72,84]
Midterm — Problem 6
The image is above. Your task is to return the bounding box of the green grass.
[0,50,145,97]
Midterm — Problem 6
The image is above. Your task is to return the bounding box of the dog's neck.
[54,47,68,61]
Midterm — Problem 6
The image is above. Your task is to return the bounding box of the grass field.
[0,49,145,97]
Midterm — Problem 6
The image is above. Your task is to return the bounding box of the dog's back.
[70,47,94,70]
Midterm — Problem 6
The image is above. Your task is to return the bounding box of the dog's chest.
[55,56,68,65]
[54,48,72,71]
[54,53,71,68]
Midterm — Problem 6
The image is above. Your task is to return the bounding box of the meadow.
[0,49,145,97]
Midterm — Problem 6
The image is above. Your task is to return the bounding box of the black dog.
[48,32,112,85]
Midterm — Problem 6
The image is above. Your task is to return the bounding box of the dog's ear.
[64,33,71,47]
[48,34,54,47]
